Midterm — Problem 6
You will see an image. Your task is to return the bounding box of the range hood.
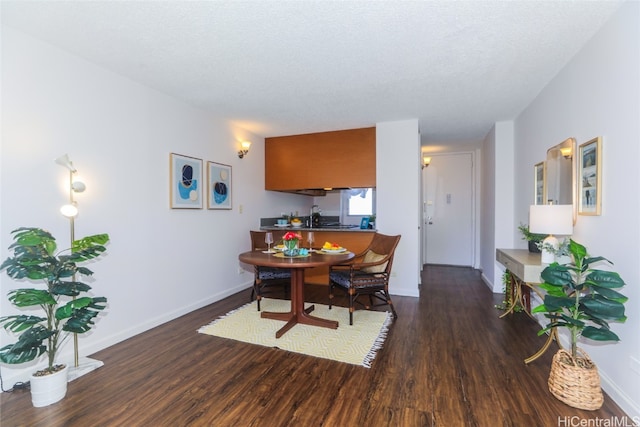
[273,187,356,197]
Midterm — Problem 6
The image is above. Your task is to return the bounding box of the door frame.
[420,150,479,268]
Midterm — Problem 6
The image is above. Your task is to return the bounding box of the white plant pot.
[30,364,68,407]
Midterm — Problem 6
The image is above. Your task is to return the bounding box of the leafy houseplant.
[532,239,627,409]
[0,228,109,375]
[495,270,523,312]
[517,223,546,253]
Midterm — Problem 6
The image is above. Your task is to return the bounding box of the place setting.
[316,240,348,254]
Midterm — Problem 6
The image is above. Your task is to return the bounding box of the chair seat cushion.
[329,270,386,289]
[258,267,291,280]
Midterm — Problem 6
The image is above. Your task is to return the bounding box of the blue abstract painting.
[208,161,232,209]
[170,153,203,209]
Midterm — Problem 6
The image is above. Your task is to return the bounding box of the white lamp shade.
[60,204,78,218]
[529,205,573,235]
[71,179,86,193]
[54,154,77,172]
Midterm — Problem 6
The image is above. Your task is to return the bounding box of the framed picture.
[578,137,602,215]
[207,161,232,210]
[360,217,370,229]
[170,153,203,209]
[534,161,545,205]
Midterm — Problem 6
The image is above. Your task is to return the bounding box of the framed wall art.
[359,217,370,229]
[170,153,203,209]
[534,161,545,205]
[578,137,602,215]
[207,161,232,210]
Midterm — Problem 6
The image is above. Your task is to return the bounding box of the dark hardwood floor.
[1,265,628,426]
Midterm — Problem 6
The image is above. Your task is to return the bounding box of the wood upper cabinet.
[265,127,376,192]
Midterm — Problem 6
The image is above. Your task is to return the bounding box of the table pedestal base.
[261,269,339,338]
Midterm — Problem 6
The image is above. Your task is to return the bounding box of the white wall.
[376,119,420,297]
[0,26,309,384]
[479,121,517,292]
[513,2,640,417]
[479,126,497,287]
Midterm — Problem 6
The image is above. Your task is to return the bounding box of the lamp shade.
[529,205,573,235]
[54,154,77,172]
[60,204,78,218]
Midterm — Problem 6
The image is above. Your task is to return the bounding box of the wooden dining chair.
[328,232,401,325]
[249,230,291,311]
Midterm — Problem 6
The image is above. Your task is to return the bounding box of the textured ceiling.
[1,1,624,145]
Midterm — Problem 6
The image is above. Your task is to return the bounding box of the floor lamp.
[55,154,103,380]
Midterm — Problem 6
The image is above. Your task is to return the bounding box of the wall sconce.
[238,141,252,159]
[560,147,572,160]
[422,156,431,169]
[529,204,573,264]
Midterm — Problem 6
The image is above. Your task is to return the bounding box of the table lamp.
[529,204,573,264]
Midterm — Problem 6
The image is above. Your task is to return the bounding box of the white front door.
[422,153,474,266]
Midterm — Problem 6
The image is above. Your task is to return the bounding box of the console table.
[496,249,542,314]
[496,249,560,364]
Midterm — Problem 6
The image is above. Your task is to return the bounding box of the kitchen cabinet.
[265,127,376,193]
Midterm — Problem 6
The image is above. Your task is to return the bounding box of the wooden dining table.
[238,249,354,338]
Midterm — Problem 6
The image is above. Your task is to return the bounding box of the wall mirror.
[545,137,577,223]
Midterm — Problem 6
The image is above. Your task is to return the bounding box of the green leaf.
[0,325,50,364]
[585,270,626,289]
[569,239,587,267]
[542,294,575,311]
[541,265,575,287]
[581,295,626,321]
[51,281,91,297]
[55,297,94,320]
[582,326,620,342]
[7,289,56,307]
[538,283,567,297]
[62,297,107,334]
[584,255,609,264]
[76,266,94,277]
[558,313,585,328]
[56,297,107,333]
[72,234,110,252]
[0,315,46,332]
[590,284,628,303]
[531,304,551,314]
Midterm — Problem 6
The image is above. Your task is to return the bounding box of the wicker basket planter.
[548,349,603,410]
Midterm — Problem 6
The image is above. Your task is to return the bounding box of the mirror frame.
[544,137,577,225]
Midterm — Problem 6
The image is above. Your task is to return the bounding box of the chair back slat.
[250,230,266,251]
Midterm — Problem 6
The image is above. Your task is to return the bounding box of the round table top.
[238,250,354,268]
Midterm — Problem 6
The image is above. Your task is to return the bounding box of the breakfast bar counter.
[260,226,375,232]
[256,228,374,285]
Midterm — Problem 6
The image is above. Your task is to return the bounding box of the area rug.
[198,298,392,368]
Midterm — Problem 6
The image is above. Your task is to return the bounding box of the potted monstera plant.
[0,227,109,407]
[532,239,627,410]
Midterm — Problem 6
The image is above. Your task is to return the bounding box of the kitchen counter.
[254,227,376,285]
[260,225,375,232]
